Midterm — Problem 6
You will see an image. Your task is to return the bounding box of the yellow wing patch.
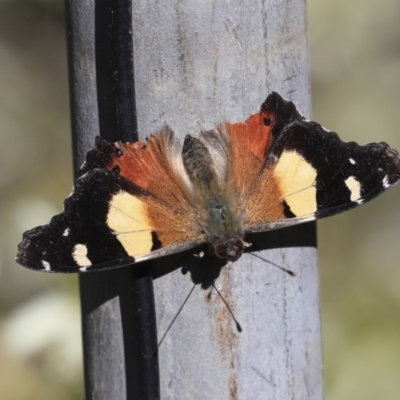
[273,150,317,216]
[107,191,154,257]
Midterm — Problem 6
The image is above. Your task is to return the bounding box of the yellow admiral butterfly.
[16,92,400,272]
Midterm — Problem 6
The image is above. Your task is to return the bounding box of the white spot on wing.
[349,158,356,165]
[42,260,51,271]
[73,244,92,267]
[63,228,70,237]
[345,176,362,203]
[382,175,390,189]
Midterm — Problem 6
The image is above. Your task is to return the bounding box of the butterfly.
[16,92,400,273]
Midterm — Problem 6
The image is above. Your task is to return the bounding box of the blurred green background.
[0,1,399,399]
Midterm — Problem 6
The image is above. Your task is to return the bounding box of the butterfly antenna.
[158,283,196,348]
[212,283,242,333]
[249,252,297,277]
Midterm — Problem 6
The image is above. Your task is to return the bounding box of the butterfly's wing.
[16,92,400,271]
[225,92,400,233]
[16,131,205,272]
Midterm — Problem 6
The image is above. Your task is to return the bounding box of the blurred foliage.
[309,0,400,399]
[0,1,81,399]
[0,0,399,399]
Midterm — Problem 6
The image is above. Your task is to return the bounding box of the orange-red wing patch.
[225,93,317,228]
[225,110,274,202]
[104,131,192,214]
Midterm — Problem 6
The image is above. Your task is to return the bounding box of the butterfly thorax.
[204,195,245,261]
[182,134,245,262]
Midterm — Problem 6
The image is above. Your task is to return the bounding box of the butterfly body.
[181,134,246,261]
[16,92,400,273]
[202,195,245,261]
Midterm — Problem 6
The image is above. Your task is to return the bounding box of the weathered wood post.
[66,0,323,399]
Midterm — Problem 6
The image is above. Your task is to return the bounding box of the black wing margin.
[16,169,135,273]
[264,93,400,220]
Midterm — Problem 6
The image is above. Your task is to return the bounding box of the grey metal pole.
[65,1,159,399]
[132,1,323,399]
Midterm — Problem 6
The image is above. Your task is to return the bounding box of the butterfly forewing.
[238,95,400,232]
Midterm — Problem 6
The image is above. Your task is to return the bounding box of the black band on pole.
[65,0,160,398]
